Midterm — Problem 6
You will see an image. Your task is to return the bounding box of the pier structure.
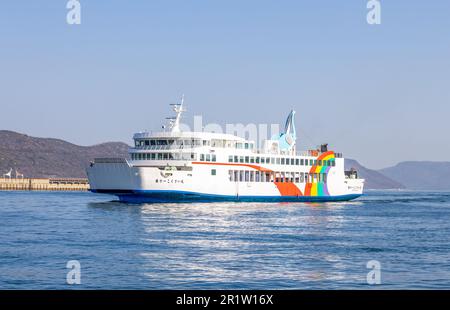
[0,178,89,191]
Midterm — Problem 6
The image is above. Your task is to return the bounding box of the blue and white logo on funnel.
[274,110,296,152]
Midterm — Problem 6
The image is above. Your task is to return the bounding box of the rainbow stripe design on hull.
[304,151,335,197]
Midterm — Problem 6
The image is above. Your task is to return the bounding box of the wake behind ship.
[87,98,364,203]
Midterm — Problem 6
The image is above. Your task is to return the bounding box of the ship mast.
[168,94,186,133]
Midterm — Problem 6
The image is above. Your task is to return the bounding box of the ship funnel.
[284,110,296,144]
[274,110,297,154]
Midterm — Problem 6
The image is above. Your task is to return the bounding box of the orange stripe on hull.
[274,182,303,196]
[304,183,313,196]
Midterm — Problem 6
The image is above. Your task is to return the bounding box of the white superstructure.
[87,98,364,203]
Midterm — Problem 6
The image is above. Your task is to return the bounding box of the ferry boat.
[87,98,364,203]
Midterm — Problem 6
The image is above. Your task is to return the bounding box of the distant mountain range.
[0,131,129,178]
[379,161,450,191]
[344,159,405,190]
[1,130,449,190]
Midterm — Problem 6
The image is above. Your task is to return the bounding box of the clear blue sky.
[1,1,449,169]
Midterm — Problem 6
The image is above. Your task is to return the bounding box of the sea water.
[0,190,449,289]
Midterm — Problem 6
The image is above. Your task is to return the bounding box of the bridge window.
[229,155,233,163]
[250,157,255,164]
[245,156,249,163]
[212,154,216,162]
[206,154,211,162]
[200,154,205,161]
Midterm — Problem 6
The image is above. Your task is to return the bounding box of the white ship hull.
[87,102,364,203]
[87,156,364,203]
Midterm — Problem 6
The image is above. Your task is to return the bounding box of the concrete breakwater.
[0,178,89,191]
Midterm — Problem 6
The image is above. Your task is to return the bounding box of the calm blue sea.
[0,190,449,289]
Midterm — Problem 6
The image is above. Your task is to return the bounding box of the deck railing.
[93,158,128,164]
